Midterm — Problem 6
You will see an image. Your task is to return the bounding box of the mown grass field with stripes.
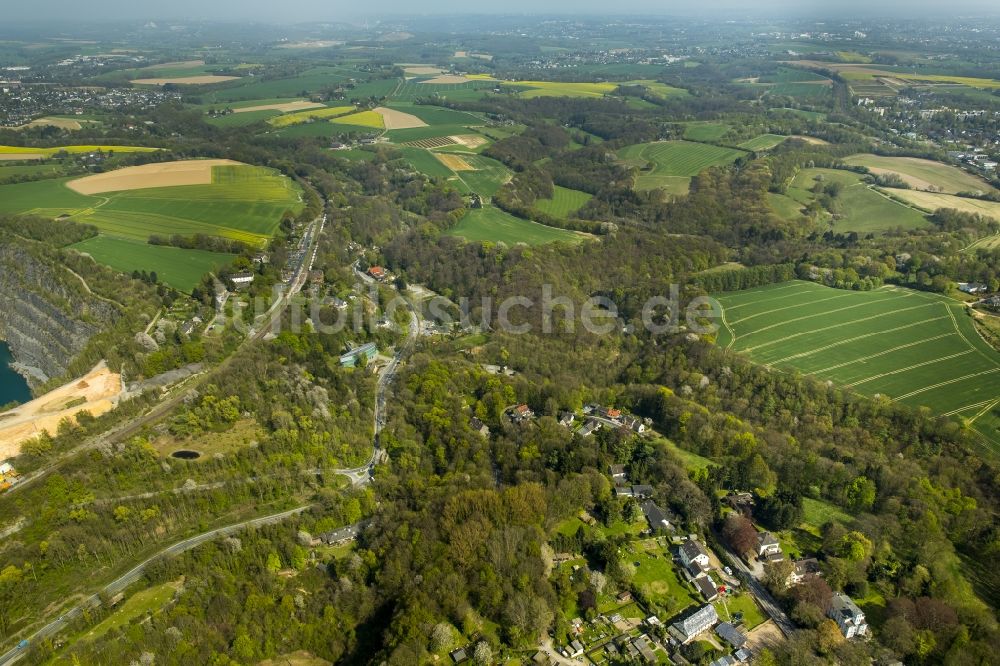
[716,280,1000,449]
[534,185,592,218]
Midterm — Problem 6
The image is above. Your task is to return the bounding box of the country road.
[332,294,419,485]
[0,506,310,665]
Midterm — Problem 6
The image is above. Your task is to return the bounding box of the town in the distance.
[0,6,998,666]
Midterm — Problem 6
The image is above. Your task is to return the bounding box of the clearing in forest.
[716,280,1000,450]
[842,154,996,194]
[617,140,746,193]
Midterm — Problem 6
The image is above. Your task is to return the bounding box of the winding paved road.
[0,506,310,665]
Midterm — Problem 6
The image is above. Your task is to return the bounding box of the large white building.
[671,604,719,643]
[829,592,868,639]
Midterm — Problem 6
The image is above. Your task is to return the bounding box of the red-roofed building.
[368,266,386,280]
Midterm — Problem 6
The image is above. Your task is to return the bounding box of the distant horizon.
[4,1,1000,25]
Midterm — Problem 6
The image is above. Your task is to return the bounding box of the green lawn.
[618,140,746,193]
[739,134,787,151]
[72,236,235,291]
[681,123,731,142]
[447,207,583,245]
[630,539,698,616]
[801,497,853,530]
[534,186,592,218]
[657,437,716,472]
[785,168,930,233]
[716,280,1000,449]
[80,579,180,642]
[715,591,766,630]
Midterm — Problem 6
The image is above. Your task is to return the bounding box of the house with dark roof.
[609,464,627,481]
[716,621,747,649]
[641,500,672,532]
[470,417,490,438]
[679,539,711,569]
[694,575,719,601]
[787,557,822,586]
[579,419,601,437]
[632,484,654,499]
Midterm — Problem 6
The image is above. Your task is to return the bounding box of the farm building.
[958,282,987,294]
[229,271,255,288]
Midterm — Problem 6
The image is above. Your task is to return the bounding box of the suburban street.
[0,506,311,665]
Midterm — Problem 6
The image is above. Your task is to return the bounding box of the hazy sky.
[5,0,1000,22]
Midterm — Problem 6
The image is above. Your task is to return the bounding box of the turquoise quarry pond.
[0,341,31,406]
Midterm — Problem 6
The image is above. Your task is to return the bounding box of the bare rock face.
[0,242,119,384]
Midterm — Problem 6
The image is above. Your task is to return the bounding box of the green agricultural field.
[739,134,787,151]
[71,236,234,291]
[769,107,828,121]
[447,207,583,245]
[391,80,494,102]
[450,155,511,198]
[0,163,66,178]
[201,66,359,102]
[618,140,746,193]
[842,154,996,194]
[768,82,834,99]
[399,147,454,179]
[0,164,302,246]
[385,102,484,126]
[207,110,280,127]
[533,185,592,218]
[716,280,1000,449]
[385,124,483,142]
[682,122,731,142]
[268,105,356,127]
[785,168,930,232]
